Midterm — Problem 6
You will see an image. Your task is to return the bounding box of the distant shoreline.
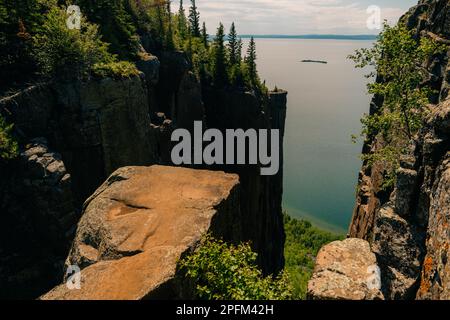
[283,204,347,235]
[239,34,377,40]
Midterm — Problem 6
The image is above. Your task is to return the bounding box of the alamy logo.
[66,5,81,30]
[366,5,381,30]
[366,265,381,290]
[66,265,81,290]
[171,121,280,176]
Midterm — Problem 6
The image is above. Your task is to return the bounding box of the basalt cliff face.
[0,47,287,298]
[309,0,450,300]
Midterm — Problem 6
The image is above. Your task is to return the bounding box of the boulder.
[307,238,383,300]
[307,239,383,300]
[41,165,240,300]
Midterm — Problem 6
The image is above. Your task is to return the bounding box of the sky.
[172,0,419,35]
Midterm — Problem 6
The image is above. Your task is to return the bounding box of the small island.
[301,59,328,64]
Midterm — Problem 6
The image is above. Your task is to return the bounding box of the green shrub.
[33,6,138,79]
[283,213,343,299]
[92,60,140,78]
[34,7,109,77]
[0,115,18,160]
[349,23,448,188]
[74,0,140,59]
[178,35,210,79]
[180,234,292,300]
[0,0,57,88]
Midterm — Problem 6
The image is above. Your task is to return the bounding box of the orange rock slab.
[41,165,240,300]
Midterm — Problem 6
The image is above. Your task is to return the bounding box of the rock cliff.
[202,87,287,273]
[41,165,240,300]
[0,138,76,299]
[0,46,287,298]
[309,0,449,300]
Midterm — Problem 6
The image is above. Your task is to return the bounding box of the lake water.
[246,39,374,234]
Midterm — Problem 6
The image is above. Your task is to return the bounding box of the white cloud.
[172,0,408,34]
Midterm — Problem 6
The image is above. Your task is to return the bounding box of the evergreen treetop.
[201,21,208,47]
[177,0,188,39]
[245,37,258,84]
[213,23,228,86]
[228,22,239,65]
[189,0,201,37]
[236,38,243,63]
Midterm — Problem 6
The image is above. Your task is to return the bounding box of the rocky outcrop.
[0,45,288,299]
[416,112,450,299]
[307,238,383,300]
[350,0,450,240]
[346,0,450,300]
[41,165,240,300]
[0,138,76,299]
[53,76,159,202]
[202,87,287,274]
[371,205,425,299]
[147,52,288,275]
[0,75,159,203]
[346,96,450,300]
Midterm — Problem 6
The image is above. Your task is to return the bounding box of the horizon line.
[238,34,378,40]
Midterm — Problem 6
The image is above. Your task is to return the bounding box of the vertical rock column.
[267,90,288,273]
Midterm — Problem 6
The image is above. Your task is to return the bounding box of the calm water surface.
[247,39,374,234]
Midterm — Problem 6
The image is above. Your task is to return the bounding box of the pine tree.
[201,22,208,48]
[155,3,165,45]
[237,38,243,63]
[228,22,239,65]
[186,27,193,59]
[177,0,187,39]
[229,36,244,87]
[165,0,174,49]
[213,23,228,86]
[245,37,258,84]
[189,0,201,37]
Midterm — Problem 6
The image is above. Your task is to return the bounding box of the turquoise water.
[247,38,373,234]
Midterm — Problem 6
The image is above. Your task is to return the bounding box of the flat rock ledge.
[41,165,240,300]
[307,238,384,300]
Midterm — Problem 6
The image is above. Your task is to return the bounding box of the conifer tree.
[229,36,244,87]
[228,22,239,65]
[155,3,165,44]
[201,22,208,48]
[177,0,188,39]
[189,0,201,37]
[213,23,228,86]
[237,38,243,63]
[186,25,193,57]
[165,0,174,49]
[245,37,258,84]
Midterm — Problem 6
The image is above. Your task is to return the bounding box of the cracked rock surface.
[307,238,384,300]
[41,165,240,300]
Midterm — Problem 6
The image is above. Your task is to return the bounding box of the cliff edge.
[309,0,449,300]
[41,165,240,300]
